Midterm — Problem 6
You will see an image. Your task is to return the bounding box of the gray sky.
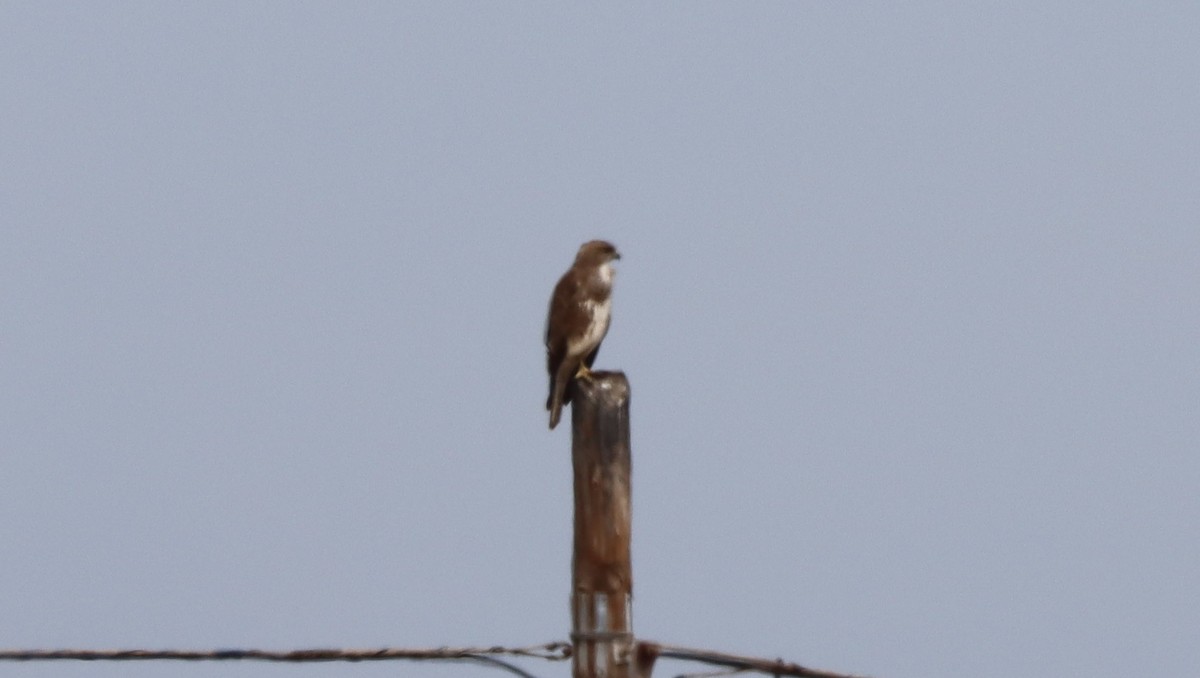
[2,3,1197,678]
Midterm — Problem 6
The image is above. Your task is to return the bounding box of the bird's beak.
[614,251,622,260]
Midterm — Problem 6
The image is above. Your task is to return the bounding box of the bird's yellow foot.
[574,364,594,381]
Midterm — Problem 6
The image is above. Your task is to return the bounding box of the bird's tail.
[547,371,570,430]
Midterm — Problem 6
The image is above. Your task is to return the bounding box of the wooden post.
[570,371,634,678]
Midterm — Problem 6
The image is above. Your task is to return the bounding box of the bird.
[544,240,621,430]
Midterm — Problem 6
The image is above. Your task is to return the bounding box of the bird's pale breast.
[568,297,611,357]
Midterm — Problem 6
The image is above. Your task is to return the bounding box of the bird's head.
[576,240,621,265]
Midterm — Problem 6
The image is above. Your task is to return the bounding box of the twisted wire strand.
[0,642,571,663]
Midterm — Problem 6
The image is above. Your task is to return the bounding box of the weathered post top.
[570,371,633,678]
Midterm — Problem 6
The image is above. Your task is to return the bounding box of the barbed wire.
[0,640,867,678]
[0,642,571,664]
[640,642,868,678]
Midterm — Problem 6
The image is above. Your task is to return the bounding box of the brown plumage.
[544,240,621,430]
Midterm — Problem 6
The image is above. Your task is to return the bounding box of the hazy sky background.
[2,3,1197,678]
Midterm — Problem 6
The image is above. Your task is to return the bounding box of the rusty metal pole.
[570,372,634,678]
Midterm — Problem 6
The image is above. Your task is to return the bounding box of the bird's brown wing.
[544,275,573,401]
[545,271,591,427]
